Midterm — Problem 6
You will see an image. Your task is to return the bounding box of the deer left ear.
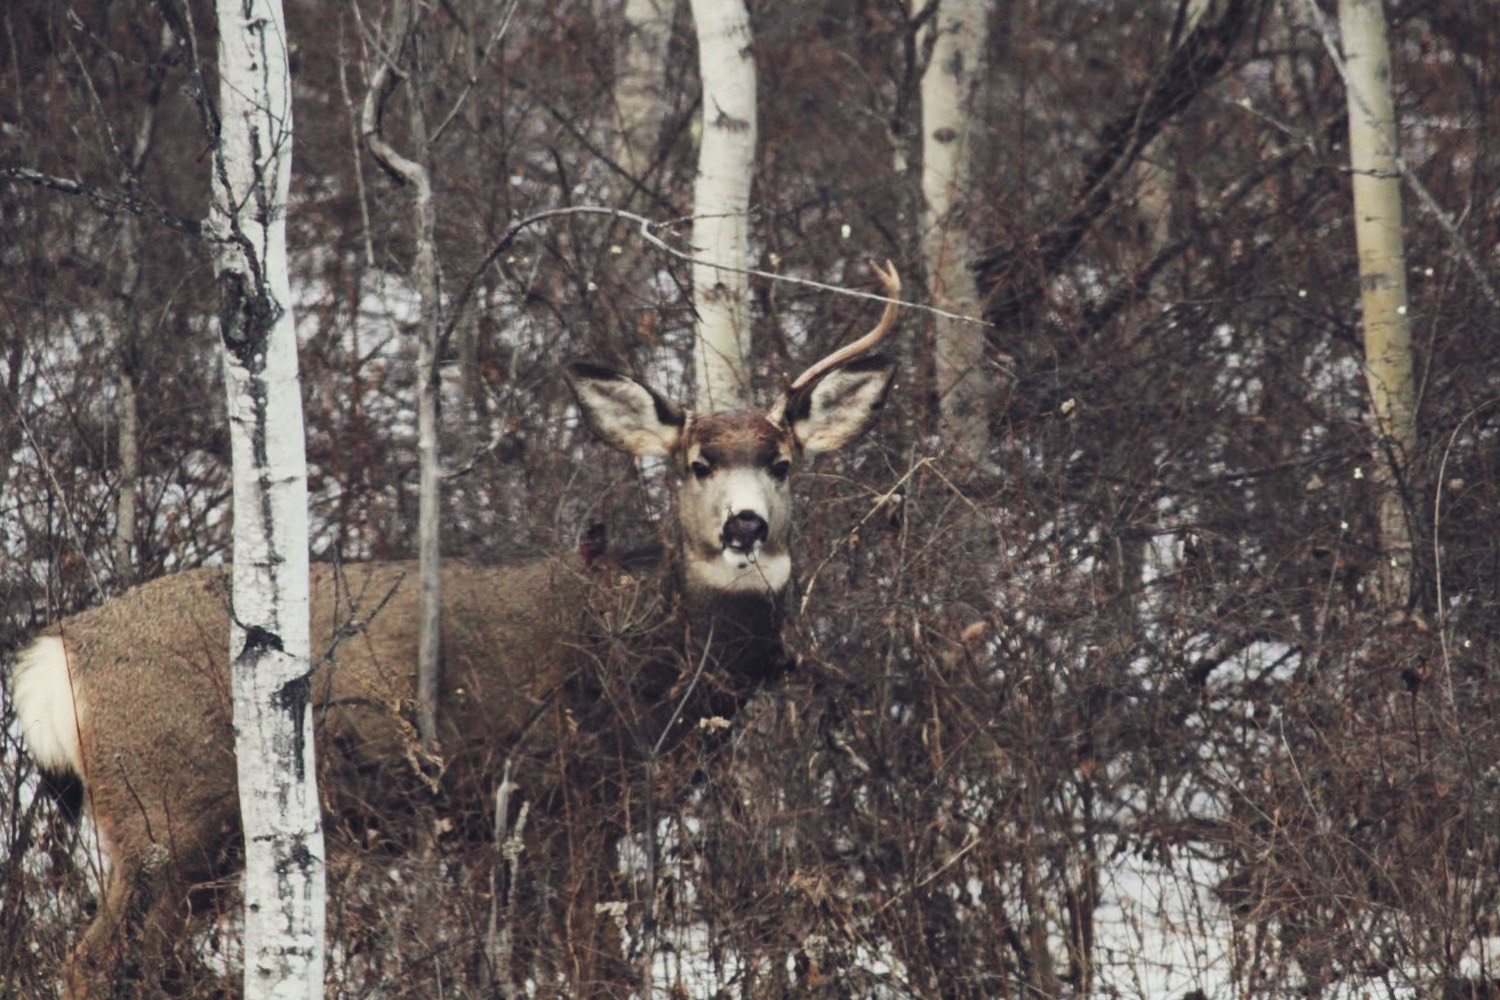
[783,354,896,456]
[566,363,685,457]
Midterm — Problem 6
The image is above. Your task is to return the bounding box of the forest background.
[2,0,1499,996]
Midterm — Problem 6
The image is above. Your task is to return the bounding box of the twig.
[1431,398,1499,711]
[445,205,989,356]
[0,165,205,239]
[799,457,934,618]
[7,390,108,600]
[873,832,982,915]
[428,0,519,146]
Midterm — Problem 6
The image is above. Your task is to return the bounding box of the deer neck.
[683,583,789,686]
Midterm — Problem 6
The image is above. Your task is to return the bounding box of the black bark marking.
[217,267,279,369]
[242,624,284,654]
[273,672,314,782]
[276,832,319,877]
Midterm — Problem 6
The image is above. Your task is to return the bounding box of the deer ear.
[784,354,896,456]
[566,363,685,457]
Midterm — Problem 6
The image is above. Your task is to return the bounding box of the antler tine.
[784,260,901,395]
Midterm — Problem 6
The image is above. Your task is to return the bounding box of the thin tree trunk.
[688,0,756,410]
[362,0,444,747]
[112,312,140,587]
[615,0,675,182]
[111,22,172,588]
[887,1,926,273]
[211,0,325,995]
[919,0,991,463]
[1132,0,1211,256]
[458,8,488,449]
[1339,0,1417,611]
[113,208,143,589]
[410,48,444,753]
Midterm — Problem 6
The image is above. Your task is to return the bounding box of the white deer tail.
[11,636,85,778]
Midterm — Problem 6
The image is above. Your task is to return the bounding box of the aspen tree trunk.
[1340,0,1417,611]
[112,233,141,588]
[919,0,991,463]
[688,0,756,410]
[615,0,675,181]
[211,0,325,995]
[361,0,444,747]
[409,58,444,754]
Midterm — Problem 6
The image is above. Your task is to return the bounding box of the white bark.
[615,0,675,181]
[411,93,444,753]
[112,180,148,591]
[211,0,325,995]
[688,0,756,410]
[919,0,991,463]
[1340,0,1417,609]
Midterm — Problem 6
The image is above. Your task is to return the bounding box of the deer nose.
[722,510,769,552]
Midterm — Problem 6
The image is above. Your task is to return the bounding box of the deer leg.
[139,875,226,999]
[65,865,131,1000]
[65,842,215,1000]
[65,844,168,1000]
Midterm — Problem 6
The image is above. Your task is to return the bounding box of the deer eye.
[689,458,713,481]
[770,459,792,482]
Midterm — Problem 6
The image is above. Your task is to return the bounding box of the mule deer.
[8,263,901,998]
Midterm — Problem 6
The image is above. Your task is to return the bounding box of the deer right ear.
[566,363,685,457]
[783,354,896,455]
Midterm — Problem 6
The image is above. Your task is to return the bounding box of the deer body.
[9,264,901,998]
[26,557,591,854]
[17,557,620,997]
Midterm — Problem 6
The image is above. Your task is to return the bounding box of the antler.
[766,260,900,426]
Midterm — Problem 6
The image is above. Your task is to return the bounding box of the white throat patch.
[688,546,791,596]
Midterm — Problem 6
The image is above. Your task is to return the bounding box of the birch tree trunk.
[361,0,444,748]
[1340,0,1417,611]
[211,0,325,995]
[615,0,675,182]
[919,0,991,463]
[688,0,756,410]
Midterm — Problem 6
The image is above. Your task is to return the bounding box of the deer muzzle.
[722,510,770,555]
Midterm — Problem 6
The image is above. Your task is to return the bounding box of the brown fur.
[682,412,791,468]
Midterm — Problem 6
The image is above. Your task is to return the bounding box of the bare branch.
[445,205,983,358]
[0,165,205,239]
[428,0,519,147]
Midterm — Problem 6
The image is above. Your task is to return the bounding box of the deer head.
[567,260,901,602]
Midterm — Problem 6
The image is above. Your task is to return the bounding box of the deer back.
[38,556,684,863]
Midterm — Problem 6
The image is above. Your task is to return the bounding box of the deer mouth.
[689,542,791,595]
[722,541,763,567]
